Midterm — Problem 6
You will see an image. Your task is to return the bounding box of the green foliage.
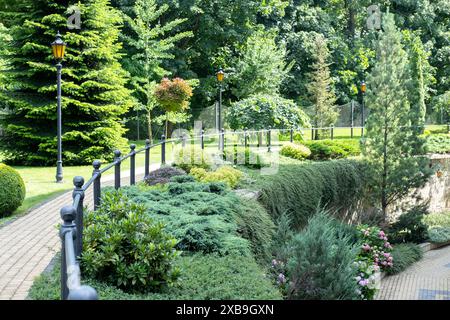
[423,212,450,244]
[190,166,243,189]
[231,29,293,99]
[305,139,360,160]
[29,253,282,300]
[285,211,359,300]
[223,146,269,169]
[259,160,367,230]
[119,179,273,260]
[386,243,423,275]
[305,35,338,135]
[172,147,211,173]
[144,166,186,186]
[389,204,429,244]
[426,134,450,154]
[227,94,309,130]
[0,0,134,165]
[81,190,180,292]
[363,12,433,217]
[0,163,26,217]
[280,143,311,160]
[154,77,193,112]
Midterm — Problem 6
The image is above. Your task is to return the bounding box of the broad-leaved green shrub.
[389,204,429,244]
[81,190,181,293]
[0,163,26,217]
[280,143,311,160]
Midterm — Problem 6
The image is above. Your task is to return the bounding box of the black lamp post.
[360,80,366,137]
[51,32,66,183]
[216,68,224,132]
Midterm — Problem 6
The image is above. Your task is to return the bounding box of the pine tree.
[122,0,192,142]
[362,12,432,218]
[0,0,134,165]
[305,35,338,140]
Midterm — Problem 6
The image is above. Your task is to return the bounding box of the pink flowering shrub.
[354,225,393,299]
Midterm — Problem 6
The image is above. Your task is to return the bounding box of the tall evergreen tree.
[362,12,432,218]
[122,0,192,142]
[0,0,134,165]
[305,35,337,139]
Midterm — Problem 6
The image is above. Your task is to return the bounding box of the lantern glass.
[361,81,366,94]
[51,33,66,60]
[217,69,224,82]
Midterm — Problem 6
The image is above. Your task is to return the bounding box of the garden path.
[0,164,160,300]
[376,245,450,300]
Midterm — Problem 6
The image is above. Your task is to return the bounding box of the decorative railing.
[60,123,449,300]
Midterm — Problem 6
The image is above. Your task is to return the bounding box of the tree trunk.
[381,113,389,220]
[147,109,153,143]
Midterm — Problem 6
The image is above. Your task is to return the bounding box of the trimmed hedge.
[0,163,26,217]
[258,160,367,230]
[305,139,361,160]
[280,143,311,160]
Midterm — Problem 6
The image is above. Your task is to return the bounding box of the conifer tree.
[305,35,337,139]
[122,0,192,142]
[0,0,134,165]
[362,12,432,218]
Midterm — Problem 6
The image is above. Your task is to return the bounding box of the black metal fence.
[58,124,448,300]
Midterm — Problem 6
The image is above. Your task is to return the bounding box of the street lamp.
[51,31,66,183]
[360,80,366,137]
[216,68,224,131]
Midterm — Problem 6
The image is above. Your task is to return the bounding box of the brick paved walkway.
[0,165,159,300]
[376,245,450,300]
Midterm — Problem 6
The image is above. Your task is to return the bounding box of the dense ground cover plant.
[280,143,311,160]
[354,225,393,299]
[190,166,243,188]
[144,166,186,186]
[423,212,450,243]
[425,134,450,154]
[281,212,359,300]
[118,179,274,260]
[0,163,25,217]
[386,243,423,275]
[305,139,360,160]
[81,191,181,293]
[258,160,367,229]
[29,253,282,300]
[389,204,429,244]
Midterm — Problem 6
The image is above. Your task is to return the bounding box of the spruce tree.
[0,0,134,165]
[305,35,338,140]
[362,12,432,218]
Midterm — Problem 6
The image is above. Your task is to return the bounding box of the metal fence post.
[72,176,84,259]
[161,135,166,165]
[114,150,121,189]
[220,128,225,152]
[267,128,271,152]
[311,128,314,140]
[145,139,150,178]
[182,133,187,148]
[201,129,205,150]
[244,128,248,149]
[92,160,101,211]
[130,144,136,185]
[60,205,76,300]
[351,123,354,138]
[447,123,450,133]
[290,128,294,143]
[331,125,334,140]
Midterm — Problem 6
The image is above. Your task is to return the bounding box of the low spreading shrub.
[144,166,186,186]
[305,139,360,160]
[280,143,311,161]
[423,212,450,243]
[258,160,367,230]
[386,243,423,275]
[173,147,211,173]
[389,204,429,244]
[119,180,274,260]
[190,166,243,188]
[29,253,282,300]
[425,134,450,154]
[0,163,26,217]
[281,211,359,300]
[81,191,181,293]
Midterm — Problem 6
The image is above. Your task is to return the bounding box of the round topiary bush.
[0,163,26,217]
